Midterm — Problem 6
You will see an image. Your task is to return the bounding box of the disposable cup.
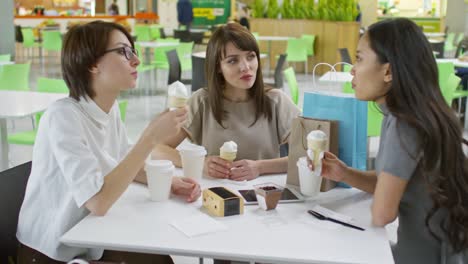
[179,145,207,180]
[145,159,174,201]
[297,157,322,197]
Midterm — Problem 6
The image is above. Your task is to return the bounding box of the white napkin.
[171,213,228,238]
[311,205,354,223]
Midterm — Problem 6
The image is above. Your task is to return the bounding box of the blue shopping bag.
[303,91,368,172]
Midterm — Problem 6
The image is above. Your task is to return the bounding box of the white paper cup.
[297,157,322,197]
[179,145,207,180]
[145,159,174,201]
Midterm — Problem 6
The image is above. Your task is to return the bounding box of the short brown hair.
[61,21,134,100]
[205,22,271,128]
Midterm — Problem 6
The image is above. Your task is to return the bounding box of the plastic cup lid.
[179,145,207,156]
[145,159,174,173]
[296,156,308,167]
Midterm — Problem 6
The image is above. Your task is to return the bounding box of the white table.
[319,71,353,83]
[424,32,445,38]
[0,91,66,171]
[436,58,468,68]
[0,61,14,66]
[192,51,267,60]
[61,173,394,264]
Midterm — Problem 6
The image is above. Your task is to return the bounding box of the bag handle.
[312,62,354,92]
[299,119,321,150]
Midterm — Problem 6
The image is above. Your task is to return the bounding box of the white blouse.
[17,96,130,261]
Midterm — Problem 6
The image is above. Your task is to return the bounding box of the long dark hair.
[368,18,468,252]
[205,22,272,128]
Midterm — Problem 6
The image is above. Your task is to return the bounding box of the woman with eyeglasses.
[16,21,199,263]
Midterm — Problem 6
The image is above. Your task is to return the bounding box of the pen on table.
[308,210,365,231]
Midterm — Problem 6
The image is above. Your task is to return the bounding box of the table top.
[192,51,267,59]
[436,58,468,68]
[61,172,394,264]
[0,91,67,118]
[424,32,445,38]
[257,36,292,41]
[0,61,14,66]
[136,41,180,48]
[319,71,353,83]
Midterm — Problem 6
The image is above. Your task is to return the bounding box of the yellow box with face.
[202,187,244,217]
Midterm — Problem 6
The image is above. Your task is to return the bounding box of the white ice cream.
[306,130,328,177]
[168,81,189,98]
[220,141,237,152]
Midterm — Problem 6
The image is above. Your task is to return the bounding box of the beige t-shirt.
[184,88,300,160]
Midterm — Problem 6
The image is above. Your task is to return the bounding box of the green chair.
[118,100,128,122]
[134,25,152,42]
[7,77,68,145]
[437,61,455,86]
[149,24,162,40]
[152,41,180,69]
[0,63,31,91]
[301,34,316,57]
[285,38,308,74]
[134,43,157,92]
[176,42,194,72]
[440,74,461,106]
[0,54,11,62]
[20,28,41,62]
[283,67,299,105]
[444,32,457,57]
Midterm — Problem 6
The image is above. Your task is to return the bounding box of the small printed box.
[254,183,284,211]
[202,187,244,217]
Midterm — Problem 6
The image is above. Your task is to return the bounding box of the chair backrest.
[430,41,445,58]
[159,28,166,39]
[440,74,461,105]
[134,24,152,42]
[153,43,180,68]
[174,29,191,42]
[0,161,32,263]
[0,54,11,62]
[37,77,69,93]
[166,49,182,85]
[21,28,36,48]
[118,100,128,122]
[283,67,298,105]
[15,25,23,43]
[42,30,62,51]
[437,61,455,86]
[444,32,456,53]
[189,31,205,44]
[176,42,194,71]
[338,48,352,64]
[0,63,31,91]
[455,36,468,58]
[149,25,161,40]
[273,54,287,88]
[301,34,316,56]
[285,38,307,62]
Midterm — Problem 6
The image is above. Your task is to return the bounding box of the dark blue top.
[177,0,193,25]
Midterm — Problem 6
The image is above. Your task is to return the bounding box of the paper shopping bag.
[303,91,368,171]
[286,116,339,191]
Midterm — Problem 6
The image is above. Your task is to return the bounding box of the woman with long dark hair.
[317,18,468,263]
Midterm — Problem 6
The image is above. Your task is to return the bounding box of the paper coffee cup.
[296,157,322,197]
[145,159,174,201]
[179,145,207,180]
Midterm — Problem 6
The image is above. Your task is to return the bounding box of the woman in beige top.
[154,23,300,181]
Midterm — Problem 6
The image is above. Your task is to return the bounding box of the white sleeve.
[47,108,104,208]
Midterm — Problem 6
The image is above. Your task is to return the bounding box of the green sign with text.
[192,0,230,26]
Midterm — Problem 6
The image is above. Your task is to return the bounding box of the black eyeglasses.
[104,46,139,61]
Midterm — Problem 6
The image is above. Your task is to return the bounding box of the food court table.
[0,91,66,171]
[61,172,394,264]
